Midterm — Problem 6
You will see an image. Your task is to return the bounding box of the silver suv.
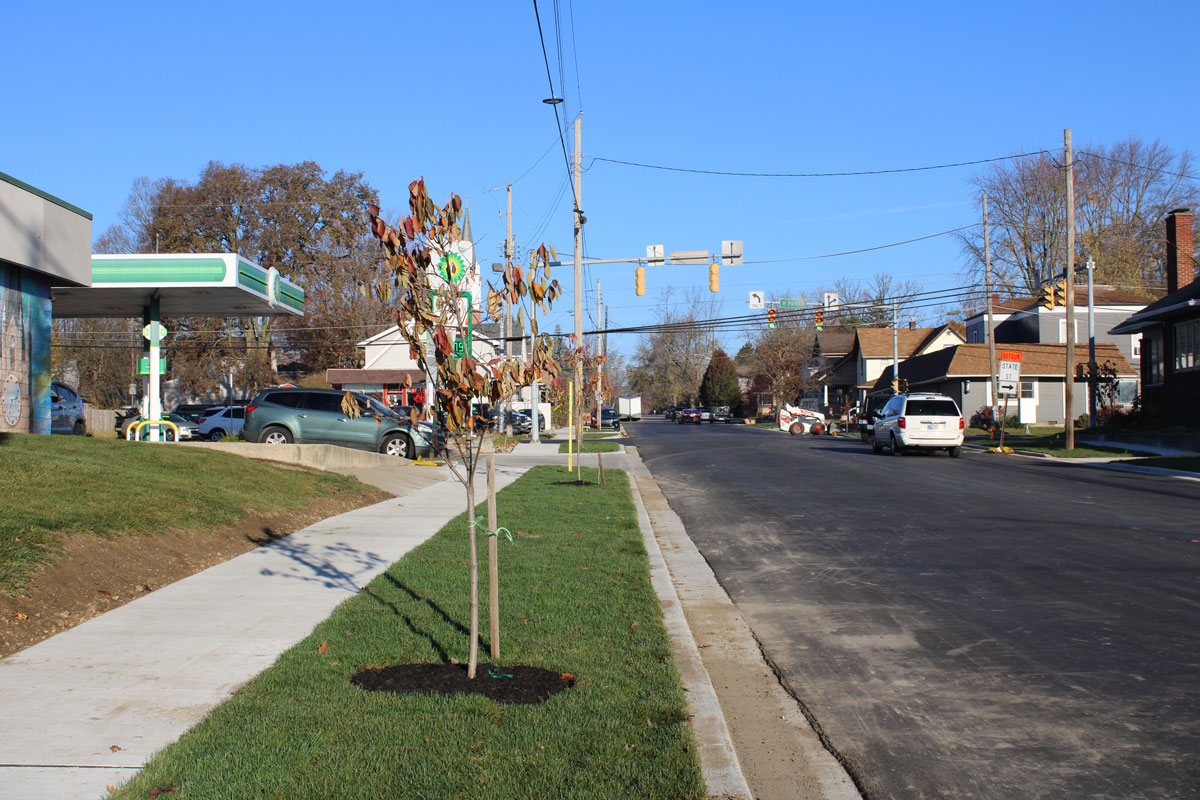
[872,392,964,457]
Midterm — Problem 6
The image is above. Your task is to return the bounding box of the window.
[1020,381,1035,399]
[1174,320,1200,372]
[266,392,302,408]
[1146,334,1164,384]
[1058,319,1080,343]
[904,399,960,416]
[304,393,343,413]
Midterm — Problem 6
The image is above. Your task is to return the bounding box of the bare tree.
[958,137,1198,296]
[631,288,716,407]
[825,273,924,328]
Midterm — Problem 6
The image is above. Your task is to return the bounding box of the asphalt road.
[627,417,1200,799]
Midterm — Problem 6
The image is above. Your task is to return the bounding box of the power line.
[530,0,574,187]
[590,151,1053,179]
[1077,150,1200,182]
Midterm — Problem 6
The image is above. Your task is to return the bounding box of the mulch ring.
[351,663,575,705]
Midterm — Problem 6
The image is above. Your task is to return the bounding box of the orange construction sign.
[999,350,1023,362]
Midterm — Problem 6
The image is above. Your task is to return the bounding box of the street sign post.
[998,350,1022,396]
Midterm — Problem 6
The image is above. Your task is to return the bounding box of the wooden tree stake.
[487,455,499,660]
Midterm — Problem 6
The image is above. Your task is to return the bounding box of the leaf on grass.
[560,672,575,681]
[13,612,27,620]
[148,789,179,797]
[317,641,329,654]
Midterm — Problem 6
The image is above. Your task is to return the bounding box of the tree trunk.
[487,455,499,660]
[467,476,479,679]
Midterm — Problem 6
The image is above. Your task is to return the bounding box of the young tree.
[698,348,741,411]
[366,180,560,678]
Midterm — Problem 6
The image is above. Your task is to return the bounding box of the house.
[326,321,504,406]
[0,172,91,434]
[964,288,1150,366]
[1109,208,1200,424]
[872,343,1136,425]
[851,323,964,396]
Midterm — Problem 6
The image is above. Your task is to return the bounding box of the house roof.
[872,342,1135,390]
[855,324,964,359]
[326,368,426,387]
[966,288,1154,321]
[813,331,854,359]
[1109,280,1200,334]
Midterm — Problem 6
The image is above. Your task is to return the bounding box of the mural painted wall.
[0,264,52,434]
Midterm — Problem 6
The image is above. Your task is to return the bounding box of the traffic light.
[486,289,503,317]
[708,261,719,292]
[635,266,645,297]
[815,309,824,331]
[1041,284,1057,310]
[1055,280,1069,307]
[767,308,777,329]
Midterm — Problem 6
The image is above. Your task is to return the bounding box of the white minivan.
[872,393,964,457]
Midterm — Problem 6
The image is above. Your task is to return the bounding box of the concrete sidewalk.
[0,465,523,799]
[0,442,842,800]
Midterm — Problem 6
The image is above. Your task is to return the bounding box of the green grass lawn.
[108,466,704,800]
[966,433,1155,458]
[559,440,621,454]
[1119,456,1200,473]
[0,434,369,594]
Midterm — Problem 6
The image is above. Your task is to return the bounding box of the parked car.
[160,412,202,440]
[710,406,732,423]
[858,389,896,443]
[600,406,620,430]
[872,392,964,457]
[242,388,432,459]
[695,407,712,423]
[196,406,246,441]
[50,381,86,435]
[171,404,213,423]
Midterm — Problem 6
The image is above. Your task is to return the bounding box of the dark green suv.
[242,388,433,459]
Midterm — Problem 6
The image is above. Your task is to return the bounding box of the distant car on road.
[710,406,732,423]
[872,392,964,457]
[696,408,712,423]
[677,408,701,424]
[50,382,86,435]
[600,407,621,429]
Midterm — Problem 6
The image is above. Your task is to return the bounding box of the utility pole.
[1064,128,1076,450]
[573,114,583,477]
[505,182,515,437]
[1086,255,1096,428]
[984,195,999,425]
[892,300,900,392]
[594,278,602,430]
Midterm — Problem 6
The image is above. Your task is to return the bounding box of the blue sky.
[5,1,1196,359]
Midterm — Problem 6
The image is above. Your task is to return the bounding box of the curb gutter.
[625,448,860,800]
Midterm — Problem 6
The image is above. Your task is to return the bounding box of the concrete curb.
[624,448,860,800]
[626,455,753,800]
[182,441,414,469]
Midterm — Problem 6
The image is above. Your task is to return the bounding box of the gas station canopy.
[51,253,304,318]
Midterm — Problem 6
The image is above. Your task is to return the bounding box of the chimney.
[908,321,916,330]
[1165,208,1194,293]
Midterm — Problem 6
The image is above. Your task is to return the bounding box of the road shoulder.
[626,447,860,800]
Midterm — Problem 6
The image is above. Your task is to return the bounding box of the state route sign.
[998,350,1022,396]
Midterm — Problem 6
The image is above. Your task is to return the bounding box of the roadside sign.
[139,356,167,375]
[998,355,1021,396]
[780,297,807,309]
[748,291,764,309]
[141,323,168,341]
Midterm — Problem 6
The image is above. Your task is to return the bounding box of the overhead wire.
[589,151,1054,178]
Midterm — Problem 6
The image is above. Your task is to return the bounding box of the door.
[1018,380,1036,424]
